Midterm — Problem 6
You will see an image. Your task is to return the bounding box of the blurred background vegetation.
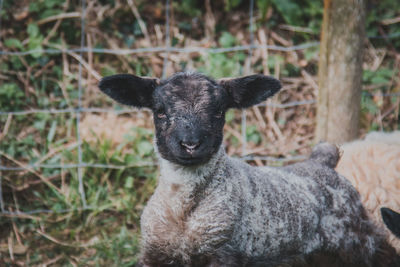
[0,0,399,265]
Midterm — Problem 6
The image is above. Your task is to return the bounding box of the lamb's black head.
[99,72,281,166]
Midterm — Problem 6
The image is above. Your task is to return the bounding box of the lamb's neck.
[158,146,227,191]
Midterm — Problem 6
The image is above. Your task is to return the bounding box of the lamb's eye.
[215,111,224,118]
[157,112,167,119]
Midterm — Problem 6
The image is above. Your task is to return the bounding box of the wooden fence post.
[315,0,366,143]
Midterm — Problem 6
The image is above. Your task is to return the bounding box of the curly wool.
[336,131,400,253]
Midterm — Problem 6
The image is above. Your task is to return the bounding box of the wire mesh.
[0,0,398,216]
[76,0,88,209]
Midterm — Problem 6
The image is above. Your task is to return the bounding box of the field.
[0,0,399,265]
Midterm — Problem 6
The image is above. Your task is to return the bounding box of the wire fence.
[0,0,399,216]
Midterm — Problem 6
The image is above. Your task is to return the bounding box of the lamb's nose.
[180,141,200,153]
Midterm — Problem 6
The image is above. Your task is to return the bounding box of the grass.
[0,125,157,265]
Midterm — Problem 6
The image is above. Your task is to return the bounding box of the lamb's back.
[223,157,325,262]
[281,156,383,262]
[223,148,381,264]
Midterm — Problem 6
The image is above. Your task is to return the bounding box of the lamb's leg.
[325,235,399,267]
[290,252,358,267]
[287,241,399,267]
[207,259,241,267]
[371,239,400,267]
[205,252,244,267]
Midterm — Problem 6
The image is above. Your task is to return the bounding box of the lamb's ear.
[381,207,400,238]
[99,74,159,108]
[219,74,281,109]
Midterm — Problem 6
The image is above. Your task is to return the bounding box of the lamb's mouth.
[175,155,209,166]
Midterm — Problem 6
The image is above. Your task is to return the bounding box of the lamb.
[98,72,399,267]
[335,131,400,253]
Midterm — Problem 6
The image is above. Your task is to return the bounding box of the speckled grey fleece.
[98,72,399,266]
[140,143,399,267]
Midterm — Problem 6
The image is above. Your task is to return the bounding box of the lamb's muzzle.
[99,72,400,267]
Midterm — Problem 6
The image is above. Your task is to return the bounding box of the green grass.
[0,124,157,265]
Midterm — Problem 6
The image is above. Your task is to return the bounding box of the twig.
[47,44,101,80]
[43,19,63,45]
[68,257,78,267]
[85,32,93,107]
[0,113,12,141]
[0,242,26,254]
[258,28,270,75]
[154,24,163,45]
[224,124,243,142]
[252,106,267,129]
[205,0,216,41]
[270,31,291,47]
[0,73,9,80]
[365,40,386,72]
[126,0,152,45]
[301,70,319,91]
[0,152,62,194]
[282,134,314,155]
[33,60,55,78]
[9,174,61,191]
[106,37,134,73]
[245,146,272,155]
[11,218,23,246]
[274,53,280,78]
[42,255,64,266]
[37,12,80,25]
[380,16,400,25]
[380,102,399,120]
[36,142,78,166]
[254,158,264,166]
[40,1,71,45]
[16,56,35,96]
[61,158,67,197]
[8,235,14,261]
[36,230,97,248]
[67,51,101,81]
[36,230,78,247]
[2,212,41,220]
[12,189,21,214]
[279,24,315,34]
[60,38,74,110]
[265,105,284,143]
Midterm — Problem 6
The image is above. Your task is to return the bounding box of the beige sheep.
[336,131,400,253]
